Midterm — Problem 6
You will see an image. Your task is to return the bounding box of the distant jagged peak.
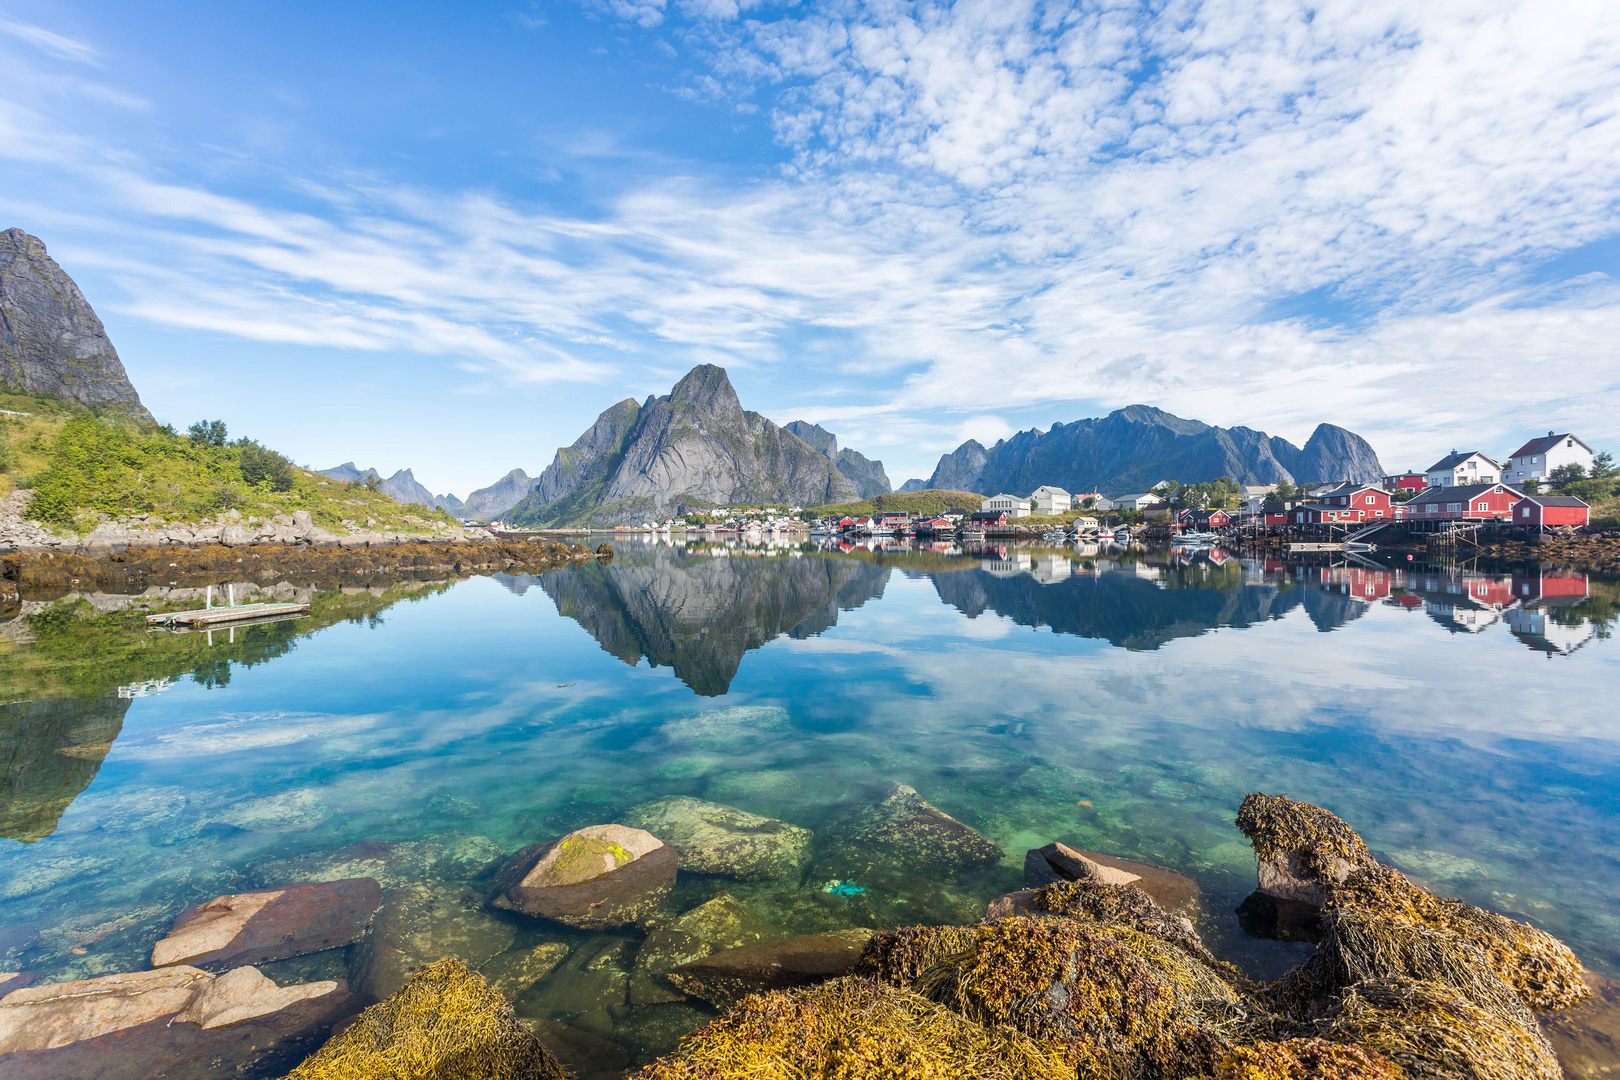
[666,363,742,418]
[784,420,838,458]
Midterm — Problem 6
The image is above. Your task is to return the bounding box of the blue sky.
[2,0,1617,495]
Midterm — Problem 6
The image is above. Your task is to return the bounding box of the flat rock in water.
[524,937,633,1017]
[490,824,676,929]
[1024,842,1202,914]
[525,1017,633,1080]
[829,783,1002,875]
[349,883,517,999]
[481,942,572,999]
[630,893,775,1006]
[623,796,812,880]
[151,878,382,969]
[0,964,357,1080]
[667,928,874,1007]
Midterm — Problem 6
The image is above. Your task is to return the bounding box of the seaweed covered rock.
[282,958,564,1080]
[1030,879,1223,971]
[666,928,874,1007]
[1329,863,1587,1012]
[1235,793,1374,906]
[827,782,1003,876]
[633,975,1075,1080]
[1323,977,1561,1080]
[622,796,812,880]
[858,913,1242,1077]
[1214,1038,1403,1079]
[490,824,676,929]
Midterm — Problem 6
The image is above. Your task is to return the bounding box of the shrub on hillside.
[238,440,296,491]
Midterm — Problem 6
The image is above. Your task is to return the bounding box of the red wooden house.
[1177,508,1231,528]
[1381,472,1426,492]
[1403,484,1524,521]
[1511,495,1590,529]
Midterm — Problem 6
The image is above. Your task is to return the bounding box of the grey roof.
[1523,495,1589,507]
[1509,432,1590,459]
[1406,483,1522,505]
[1425,451,1499,472]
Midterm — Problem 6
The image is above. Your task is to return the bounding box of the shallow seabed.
[2,541,1618,1070]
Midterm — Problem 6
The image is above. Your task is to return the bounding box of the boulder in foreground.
[490,824,676,929]
[1024,841,1203,914]
[623,796,811,880]
[151,878,382,969]
[0,964,356,1080]
[282,957,564,1080]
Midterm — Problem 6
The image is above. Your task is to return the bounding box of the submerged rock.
[283,958,564,1080]
[667,928,874,1007]
[489,824,676,929]
[350,884,517,1000]
[827,782,1002,875]
[151,878,382,970]
[480,942,572,1000]
[622,796,812,880]
[252,836,505,889]
[523,937,633,1022]
[0,963,357,1080]
[629,893,775,1006]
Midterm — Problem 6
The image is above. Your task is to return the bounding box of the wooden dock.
[146,602,310,628]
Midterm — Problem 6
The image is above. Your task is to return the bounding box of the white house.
[1109,492,1164,511]
[1072,515,1099,530]
[1425,451,1501,489]
[981,493,1032,517]
[1504,432,1594,487]
[1029,485,1072,514]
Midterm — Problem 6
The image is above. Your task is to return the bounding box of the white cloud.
[2,0,1619,477]
[0,19,100,64]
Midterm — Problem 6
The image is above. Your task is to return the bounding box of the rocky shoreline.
[0,791,1611,1079]
[1,535,612,601]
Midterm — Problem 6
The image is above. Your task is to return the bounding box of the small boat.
[1095,528,1116,541]
[1172,531,1218,544]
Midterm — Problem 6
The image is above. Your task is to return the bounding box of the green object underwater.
[823,879,866,896]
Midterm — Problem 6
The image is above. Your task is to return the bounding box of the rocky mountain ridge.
[783,421,892,499]
[921,405,1384,494]
[507,366,860,527]
[0,228,150,419]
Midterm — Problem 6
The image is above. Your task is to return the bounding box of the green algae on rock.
[826,782,1003,876]
[622,796,812,880]
[281,958,563,1080]
[490,825,676,929]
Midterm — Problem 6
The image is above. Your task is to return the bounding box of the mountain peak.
[668,364,742,417]
[1,228,151,419]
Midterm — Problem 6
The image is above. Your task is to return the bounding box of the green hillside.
[0,393,454,534]
[810,489,985,518]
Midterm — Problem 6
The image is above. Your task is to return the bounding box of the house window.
[1426,504,1438,513]
[1447,503,1461,512]
[1521,507,1531,518]
[1365,496,1375,504]
[1477,502,1489,511]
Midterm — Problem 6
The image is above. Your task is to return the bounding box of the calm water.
[2,539,1617,1067]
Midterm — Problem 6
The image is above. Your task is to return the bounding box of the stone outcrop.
[0,963,356,1080]
[0,229,150,418]
[666,928,874,1006]
[1023,843,1202,914]
[150,878,382,970]
[489,824,676,929]
[623,796,812,880]
[827,782,1003,875]
[783,420,892,498]
[508,365,857,527]
[458,468,540,520]
[918,403,1384,493]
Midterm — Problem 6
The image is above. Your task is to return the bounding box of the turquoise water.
[2,540,1618,1067]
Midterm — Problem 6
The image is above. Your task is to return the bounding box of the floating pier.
[146,602,310,628]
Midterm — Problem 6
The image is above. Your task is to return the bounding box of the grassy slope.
[810,489,987,517]
[0,393,456,535]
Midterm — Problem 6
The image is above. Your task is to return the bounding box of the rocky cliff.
[921,405,1383,494]
[783,421,892,499]
[456,469,539,520]
[509,366,858,527]
[315,463,444,508]
[0,228,150,418]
